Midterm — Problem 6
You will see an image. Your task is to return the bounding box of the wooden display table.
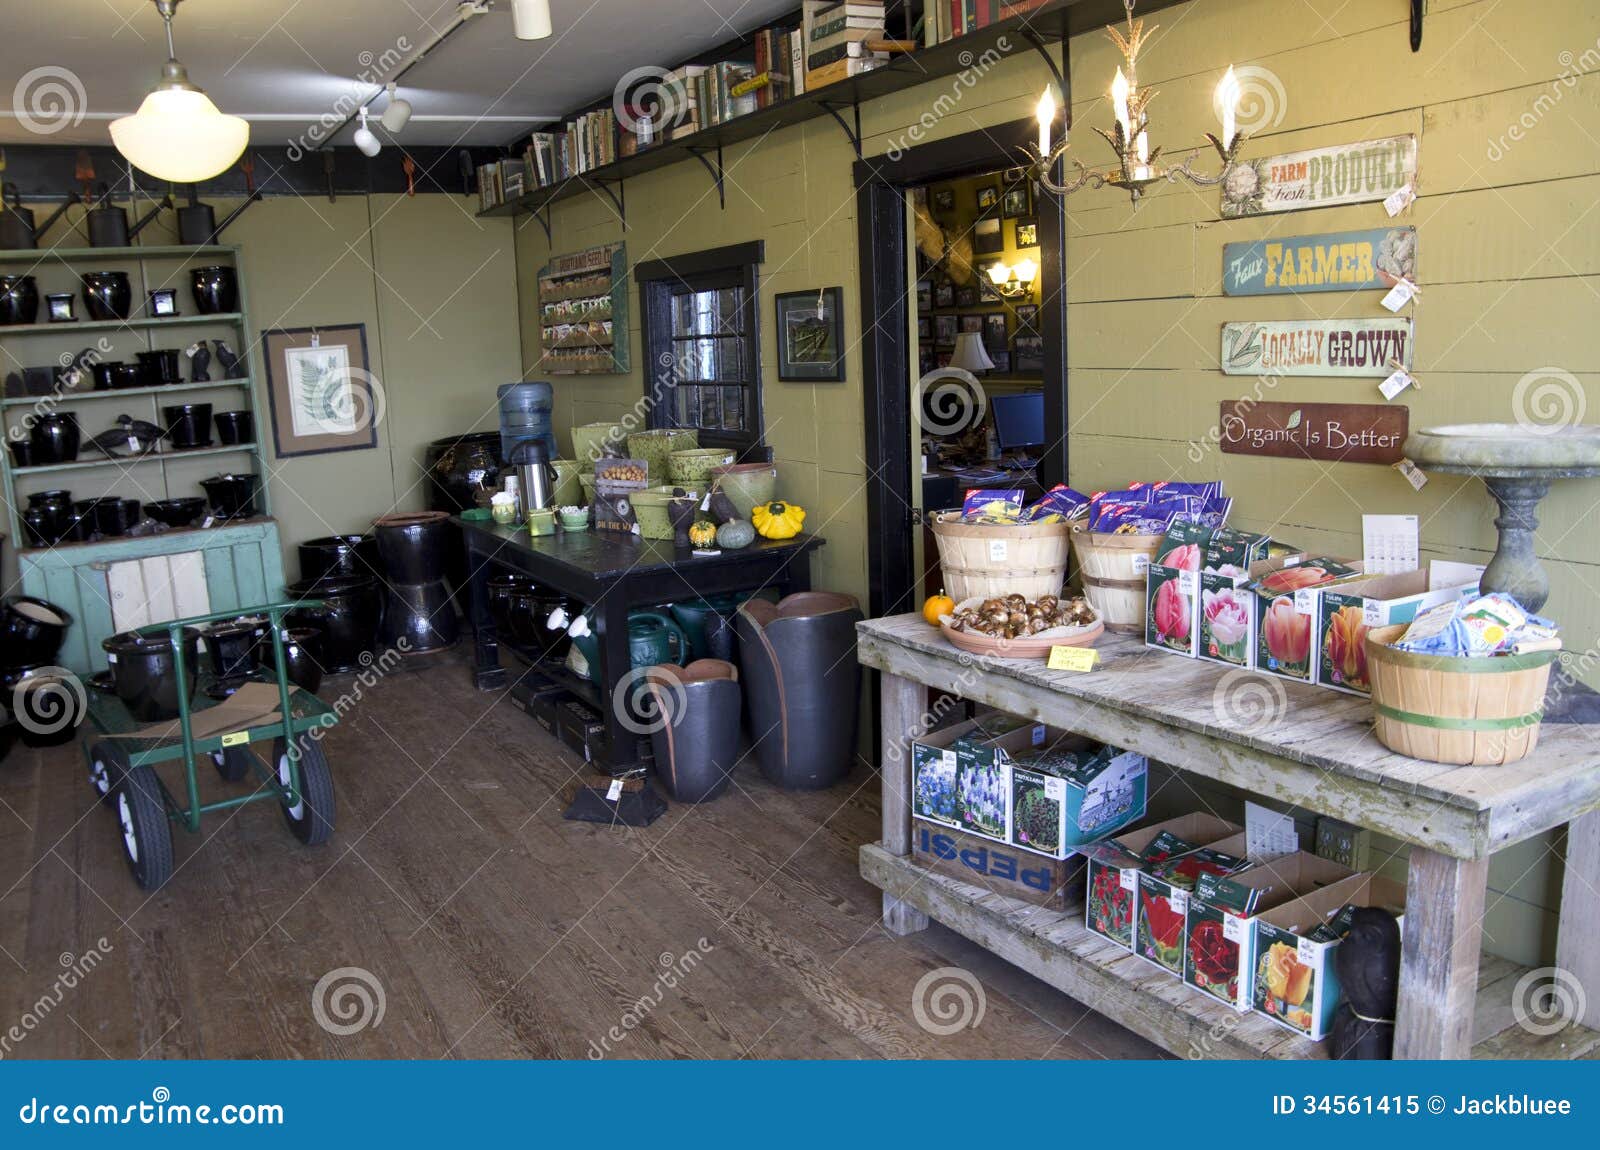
[857,614,1600,1060]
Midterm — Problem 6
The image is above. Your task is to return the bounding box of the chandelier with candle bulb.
[1029,0,1245,205]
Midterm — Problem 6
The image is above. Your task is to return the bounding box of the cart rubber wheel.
[115,764,174,891]
[272,735,335,846]
[211,746,255,782]
[86,740,129,806]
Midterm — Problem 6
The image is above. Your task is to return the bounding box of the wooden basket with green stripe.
[1365,623,1556,767]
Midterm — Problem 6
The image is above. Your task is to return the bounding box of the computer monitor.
[991,392,1045,452]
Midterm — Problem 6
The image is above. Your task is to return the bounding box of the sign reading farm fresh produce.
[1218,401,1409,465]
[1220,135,1417,219]
[1222,227,1417,295]
[1221,318,1413,377]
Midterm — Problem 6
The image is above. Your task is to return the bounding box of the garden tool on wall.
[403,155,417,196]
[175,166,261,244]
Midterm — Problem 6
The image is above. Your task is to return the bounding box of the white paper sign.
[1393,458,1428,490]
[605,779,624,802]
[1245,800,1299,859]
[1378,368,1415,400]
[1380,279,1417,312]
[1363,514,1419,574]
[1383,183,1417,217]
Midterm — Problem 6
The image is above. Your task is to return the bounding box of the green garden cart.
[82,601,340,890]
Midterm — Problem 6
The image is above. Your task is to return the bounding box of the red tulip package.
[1080,814,1241,952]
[1134,833,1252,975]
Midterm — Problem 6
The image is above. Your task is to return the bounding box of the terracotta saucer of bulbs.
[939,593,1103,659]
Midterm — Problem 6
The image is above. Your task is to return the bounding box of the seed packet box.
[954,720,1056,843]
[1008,742,1148,859]
[910,714,1044,830]
[1183,852,1355,1012]
[1249,556,1367,684]
[1134,832,1254,976]
[1315,561,1483,695]
[1144,521,1216,658]
[1081,813,1242,951]
[1197,530,1272,669]
[1251,872,1409,1041]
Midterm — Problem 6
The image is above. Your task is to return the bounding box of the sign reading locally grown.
[1222,227,1417,295]
[1221,318,1413,378]
[1218,401,1409,465]
[1221,135,1417,219]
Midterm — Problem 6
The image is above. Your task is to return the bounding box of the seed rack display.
[537,241,630,375]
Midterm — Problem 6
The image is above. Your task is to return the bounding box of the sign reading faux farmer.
[1222,227,1417,295]
[1221,319,1413,377]
[1221,135,1417,218]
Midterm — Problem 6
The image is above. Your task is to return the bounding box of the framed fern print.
[262,324,378,458]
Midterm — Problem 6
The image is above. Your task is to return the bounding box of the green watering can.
[558,608,689,681]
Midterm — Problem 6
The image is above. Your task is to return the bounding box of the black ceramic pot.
[287,576,381,674]
[486,573,534,634]
[373,511,452,584]
[200,473,257,518]
[28,411,80,464]
[8,439,34,468]
[2,665,87,747]
[90,361,121,391]
[143,497,206,528]
[21,504,60,547]
[190,265,238,315]
[214,409,252,445]
[80,271,132,321]
[0,275,39,326]
[259,626,324,694]
[298,534,379,583]
[0,596,74,665]
[202,616,265,682]
[102,627,202,723]
[93,497,143,537]
[107,363,144,390]
[423,431,504,513]
[162,403,213,449]
[26,489,72,511]
[137,349,182,386]
[380,580,458,653]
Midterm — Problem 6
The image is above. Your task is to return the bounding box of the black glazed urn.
[0,275,40,325]
[28,411,80,464]
[422,431,504,513]
[259,626,325,694]
[190,265,239,315]
[379,580,458,653]
[200,473,258,518]
[373,511,453,584]
[80,271,132,321]
[101,627,202,723]
[0,596,74,665]
[287,576,381,674]
[298,534,379,584]
[162,402,213,449]
[214,409,252,444]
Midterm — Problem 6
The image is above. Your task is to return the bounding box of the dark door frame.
[854,117,1069,620]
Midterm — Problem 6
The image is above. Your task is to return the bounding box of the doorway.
[854,118,1069,620]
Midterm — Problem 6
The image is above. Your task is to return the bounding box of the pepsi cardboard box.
[1081,813,1241,951]
[1183,852,1353,1012]
[913,822,1083,910]
[1248,556,1366,684]
[1008,742,1148,859]
[1251,872,1408,1042]
[910,714,1044,830]
[1315,561,1483,695]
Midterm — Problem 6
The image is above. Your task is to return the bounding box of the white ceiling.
[2,0,801,148]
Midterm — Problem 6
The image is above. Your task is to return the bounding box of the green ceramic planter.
[669,447,736,487]
[709,462,778,519]
[627,429,698,485]
[551,459,583,507]
[571,421,623,469]
[631,485,701,541]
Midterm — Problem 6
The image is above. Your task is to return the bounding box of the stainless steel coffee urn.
[510,439,556,512]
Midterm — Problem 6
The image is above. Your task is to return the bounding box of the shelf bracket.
[686,143,726,209]
[1410,0,1424,51]
[527,205,551,243]
[819,100,862,160]
[589,176,627,229]
[1019,28,1066,93]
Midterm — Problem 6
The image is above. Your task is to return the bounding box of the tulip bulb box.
[1081,813,1242,951]
[955,722,1063,841]
[1251,872,1408,1041]
[1248,556,1366,684]
[1009,744,1148,859]
[1316,563,1483,695]
[1148,525,1271,660]
[1134,832,1255,976]
[1182,852,1355,1012]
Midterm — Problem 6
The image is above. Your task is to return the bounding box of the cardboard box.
[1081,813,1242,951]
[1144,522,1212,658]
[1008,743,1148,858]
[954,720,1052,842]
[913,822,1083,910]
[1251,872,1409,1041]
[1315,561,1482,695]
[1197,531,1273,668]
[910,715,1044,829]
[1183,852,1354,1011]
[1134,832,1254,976]
[1249,556,1366,684]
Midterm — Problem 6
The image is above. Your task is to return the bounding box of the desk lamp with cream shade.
[950,331,996,375]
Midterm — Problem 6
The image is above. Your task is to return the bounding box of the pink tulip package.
[1146,524,1270,661]
[1246,557,1365,683]
[1197,531,1273,668]
[1144,521,1211,657]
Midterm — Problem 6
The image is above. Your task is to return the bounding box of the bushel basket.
[1070,525,1165,633]
[930,512,1071,601]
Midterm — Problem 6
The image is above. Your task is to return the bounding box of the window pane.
[722,386,745,431]
[676,385,696,426]
[719,287,744,334]
[698,386,721,429]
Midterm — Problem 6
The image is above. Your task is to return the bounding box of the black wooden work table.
[455,516,824,769]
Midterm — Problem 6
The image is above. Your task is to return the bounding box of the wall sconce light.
[986,258,1037,298]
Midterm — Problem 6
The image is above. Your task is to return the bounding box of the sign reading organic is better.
[1218,401,1409,465]
[1221,135,1417,218]
[1222,227,1417,295]
[1221,319,1413,377]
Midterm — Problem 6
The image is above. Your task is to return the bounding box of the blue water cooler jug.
[497,381,556,462]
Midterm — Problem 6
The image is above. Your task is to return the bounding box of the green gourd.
[716,519,756,549]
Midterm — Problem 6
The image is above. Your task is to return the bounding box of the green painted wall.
[514,0,1600,966]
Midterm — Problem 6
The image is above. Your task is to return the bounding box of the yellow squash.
[752,500,805,540]
[687,520,718,548]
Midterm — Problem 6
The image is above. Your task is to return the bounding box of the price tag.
[699,491,711,511]
[987,539,1009,563]
[127,436,140,453]
[1131,553,1150,574]
[1222,913,1247,944]
[1169,890,1189,914]
[1293,588,1317,616]
[605,779,623,802]
[1363,600,1384,627]
[1119,869,1136,892]
[1297,937,1320,966]
[1379,368,1415,400]
[1383,183,1416,217]
[1393,458,1428,490]
[1047,646,1099,672]
[1043,777,1066,800]
[1380,278,1418,312]
[1177,570,1197,594]
[941,749,957,771]
[221,730,249,747]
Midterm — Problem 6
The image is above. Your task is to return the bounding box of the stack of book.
[521,106,618,190]
[931,0,1051,45]
[477,157,532,210]
[805,1,889,89]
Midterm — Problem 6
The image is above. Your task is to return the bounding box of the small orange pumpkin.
[923,591,955,626]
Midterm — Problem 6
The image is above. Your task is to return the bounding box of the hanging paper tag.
[988,539,1009,563]
[1119,869,1136,892]
[1380,278,1418,312]
[221,731,249,747]
[605,779,623,802]
[1047,646,1098,672]
[1393,458,1428,490]
[1383,183,1416,217]
[700,491,711,511]
[1222,913,1247,944]
[127,436,140,453]
[1378,368,1415,400]
[1169,890,1189,914]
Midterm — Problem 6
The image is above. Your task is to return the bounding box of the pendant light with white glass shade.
[110,0,249,183]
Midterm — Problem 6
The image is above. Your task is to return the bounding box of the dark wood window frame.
[637,240,767,457]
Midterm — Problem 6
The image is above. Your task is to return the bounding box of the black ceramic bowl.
[190,265,238,315]
[107,363,144,390]
[0,274,40,326]
[297,534,379,583]
[162,403,213,450]
[80,271,132,321]
[143,497,207,528]
[259,626,324,694]
[102,627,202,723]
[21,504,60,547]
[28,411,80,464]
[1,665,86,747]
[214,409,253,445]
[0,596,74,665]
[93,497,143,537]
[200,473,256,518]
[203,616,266,682]
[90,361,123,391]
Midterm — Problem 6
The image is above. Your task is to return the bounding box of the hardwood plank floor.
[0,649,1160,1060]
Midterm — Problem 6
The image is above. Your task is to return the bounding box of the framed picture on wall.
[1002,183,1032,218]
[1015,303,1040,334]
[917,316,933,341]
[775,288,845,381]
[934,281,955,308]
[917,281,932,312]
[955,284,980,308]
[976,185,1000,211]
[935,314,957,345]
[1015,220,1038,247]
[979,278,1002,303]
[983,312,1008,352]
[1013,334,1045,374]
[989,350,1011,373]
[973,216,1003,254]
[959,314,984,334]
[262,324,379,458]
[933,187,956,214]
